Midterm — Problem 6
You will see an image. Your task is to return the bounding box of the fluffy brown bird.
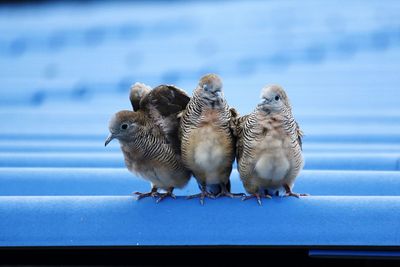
[236,84,308,205]
[180,74,243,204]
[105,84,191,202]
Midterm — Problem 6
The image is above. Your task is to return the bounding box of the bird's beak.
[213,90,222,98]
[104,133,115,147]
[258,99,266,106]
[258,98,272,110]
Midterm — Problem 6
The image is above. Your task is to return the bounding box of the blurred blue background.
[1,0,400,190]
[1,0,400,248]
[0,0,399,142]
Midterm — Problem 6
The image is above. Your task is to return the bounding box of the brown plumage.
[105,84,191,202]
[236,84,307,205]
[180,74,243,204]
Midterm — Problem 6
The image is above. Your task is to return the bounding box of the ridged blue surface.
[1,196,399,247]
[0,152,399,170]
[1,168,400,197]
[0,0,399,248]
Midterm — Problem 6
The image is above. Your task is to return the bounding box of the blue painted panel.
[0,140,121,153]
[1,140,400,154]
[0,196,399,247]
[304,153,400,171]
[0,153,124,168]
[304,143,400,153]
[1,168,400,197]
[0,152,398,170]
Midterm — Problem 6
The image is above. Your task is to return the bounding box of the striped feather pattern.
[180,86,236,187]
[122,122,186,174]
[181,89,234,163]
[236,96,304,193]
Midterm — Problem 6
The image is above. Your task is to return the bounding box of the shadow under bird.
[180,74,244,205]
[236,84,308,205]
[105,83,191,203]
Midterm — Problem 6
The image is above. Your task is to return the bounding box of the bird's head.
[258,85,290,113]
[129,82,151,111]
[197,73,224,102]
[105,110,140,146]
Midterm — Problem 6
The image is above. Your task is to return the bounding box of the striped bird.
[180,74,243,204]
[236,84,308,205]
[105,84,191,203]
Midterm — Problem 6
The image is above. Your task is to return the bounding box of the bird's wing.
[295,121,303,150]
[235,114,249,161]
[228,107,239,137]
[129,82,151,111]
[140,85,190,152]
[140,85,190,117]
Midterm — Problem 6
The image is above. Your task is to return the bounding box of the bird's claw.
[283,184,309,198]
[242,193,271,206]
[156,192,176,203]
[133,191,160,200]
[186,191,215,205]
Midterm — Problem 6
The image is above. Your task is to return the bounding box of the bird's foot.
[284,192,309,198]
[283,184,309,198]
[215,191,246,199]
[156,192,177,203]
[186,191,215,205]
[133,191,160,200]
[242,193,271,206]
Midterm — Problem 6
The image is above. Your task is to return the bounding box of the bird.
[105,84,191,203]
[236,84,308,205]
[180,74,243,204]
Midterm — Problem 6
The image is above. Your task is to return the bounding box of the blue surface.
[1,168,400,197]
[0,152,398,170]
[0,196,399,247]
[1,140,400,153]
[0,0,399,248]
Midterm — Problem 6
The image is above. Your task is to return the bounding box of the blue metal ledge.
[1,168,400,197]
[0,196,399,247]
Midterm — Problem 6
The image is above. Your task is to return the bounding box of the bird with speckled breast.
[236,84,308,205]
[105,83,191,203]
[180,74,244,204]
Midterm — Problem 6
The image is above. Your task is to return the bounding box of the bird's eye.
[121,123,128,130]
[275,95,280,101]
